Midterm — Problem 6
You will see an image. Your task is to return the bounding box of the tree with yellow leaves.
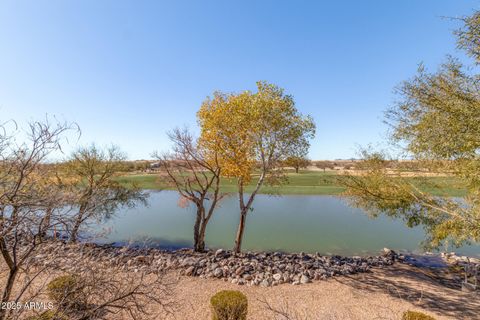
[198,81,315,253]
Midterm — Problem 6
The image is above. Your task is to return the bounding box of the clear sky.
[1,1,478,160]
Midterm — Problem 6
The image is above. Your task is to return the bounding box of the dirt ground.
[166,263,479,320]
[1,262,477,319]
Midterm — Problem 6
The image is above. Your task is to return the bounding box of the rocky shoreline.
[176,248,397,286]
[34,241,399,287]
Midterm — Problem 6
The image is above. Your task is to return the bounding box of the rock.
[185,266,195,276]
[273,273,282,281]
[214,249,225,257]
[462,282,477,293]
[243,274,253,281]
[382,248,396,257]
[260,279,270,287]
[235,266,245,276]
[213,267,223,278]
[300,274,311,284]
[135,255,149,264]
[181,257,197,267]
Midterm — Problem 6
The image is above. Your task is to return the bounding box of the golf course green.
[116,170,467,196]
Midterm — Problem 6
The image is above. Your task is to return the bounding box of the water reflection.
[96,191,480,257]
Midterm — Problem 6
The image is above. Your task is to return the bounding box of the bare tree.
[0,119,75,320]
[15,242,177,320]
[59,145,148,243]
[0,120,176,320]
[154,128,226,252]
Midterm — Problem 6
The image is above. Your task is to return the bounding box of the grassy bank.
[116,171,467,196]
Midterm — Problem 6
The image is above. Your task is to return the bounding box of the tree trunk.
[233,172,265,253]
[69,214,83,243]
[40,207,52,239]
[0,268,17,320]
[234,212,247,253]
[70,198,90,243]
[295,166,299,173]
[196,221,207,252]
[193,207,202,252]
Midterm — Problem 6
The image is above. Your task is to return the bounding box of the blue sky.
[0,1,478,160]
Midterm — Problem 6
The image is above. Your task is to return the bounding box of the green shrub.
[47,274,86,309]
[402,311,436,320]
[26,310,68,320]
[210,290,248,320]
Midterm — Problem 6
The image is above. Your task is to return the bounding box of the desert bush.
[210,290,248,320]
[402,310,436,320]
[47,275,86,309]
[26,310,68,320]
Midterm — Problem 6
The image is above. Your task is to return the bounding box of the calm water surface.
[97,191,480,257]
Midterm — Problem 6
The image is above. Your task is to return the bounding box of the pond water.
[96,191,480,257]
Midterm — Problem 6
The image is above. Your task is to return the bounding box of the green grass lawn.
[115,170,467,196]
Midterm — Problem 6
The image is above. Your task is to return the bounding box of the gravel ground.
[166,263,478,320]
[5,241,478,319]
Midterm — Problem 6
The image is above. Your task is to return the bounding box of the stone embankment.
[34,242,398,287]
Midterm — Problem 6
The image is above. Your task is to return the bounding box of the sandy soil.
[2,261,477,319]
[167,263,479,320]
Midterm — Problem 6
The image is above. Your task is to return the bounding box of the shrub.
[26,310,68,320]
[402,311,436,320]
[47,274,86,309]
[210,290,248,320]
